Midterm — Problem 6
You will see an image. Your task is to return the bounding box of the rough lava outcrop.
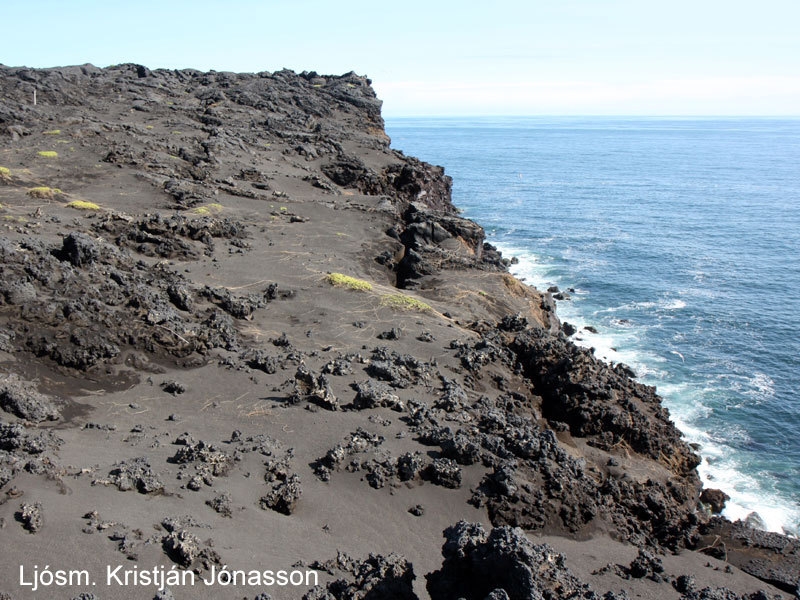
[0,63,796,600]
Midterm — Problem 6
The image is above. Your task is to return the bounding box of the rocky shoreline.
[0,64,797,599]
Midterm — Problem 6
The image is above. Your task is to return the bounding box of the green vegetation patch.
[190,203,224,216]
[0,166,10,181]
[380,294,433,312]
[66,200,101,211]
[27,186,63,199]
[326,273,373,292]
[37,151,58,158]
[43,129,61,135]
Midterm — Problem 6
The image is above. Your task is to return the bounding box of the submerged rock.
[700,488,730,514]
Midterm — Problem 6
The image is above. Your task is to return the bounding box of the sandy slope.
[0,64,796,600]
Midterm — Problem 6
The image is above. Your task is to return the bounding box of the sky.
[1,0,799,116]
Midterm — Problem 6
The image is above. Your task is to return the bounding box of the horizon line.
[383,114,800,119]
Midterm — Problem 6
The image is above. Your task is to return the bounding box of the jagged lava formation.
[0,64,797,599]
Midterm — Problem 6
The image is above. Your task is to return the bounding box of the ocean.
[385,116,800,535]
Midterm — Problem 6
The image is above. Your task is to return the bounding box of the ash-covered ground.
[0,64,797,600]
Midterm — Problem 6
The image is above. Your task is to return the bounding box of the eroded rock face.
[394,202,509,288]
[511,328,701,478]
[321,156,453,214]
[0,63,794,599]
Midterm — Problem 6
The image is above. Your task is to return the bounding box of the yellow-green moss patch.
[0,166,10,181]
[27,186,63,199]
[380,294,432,312]
[43,129,61,135]
[37,151,58,158]
[190,203,224,216]
[326,273,373,292]
[66,200,101,211]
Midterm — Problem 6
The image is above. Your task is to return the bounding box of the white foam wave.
[666,410,800,535]
[701,460,800,536]
[492,238,800,535]
[595,297,686,314]
[662,299,687,310]
[746,372,775,402]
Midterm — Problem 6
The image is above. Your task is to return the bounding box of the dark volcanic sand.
[0,64,797,600]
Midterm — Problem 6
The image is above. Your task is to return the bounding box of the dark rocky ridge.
[0,64,796,599]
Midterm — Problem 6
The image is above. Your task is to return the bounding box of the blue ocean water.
[386,117,800,535]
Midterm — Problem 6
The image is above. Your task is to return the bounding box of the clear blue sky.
[2,0,798,116]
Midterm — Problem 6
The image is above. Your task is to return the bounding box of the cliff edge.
[0,64,796,600]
